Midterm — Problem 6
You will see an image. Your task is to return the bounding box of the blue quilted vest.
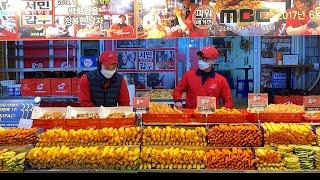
[86,70,123,107]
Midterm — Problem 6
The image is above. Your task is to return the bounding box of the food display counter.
[1,103,320,173]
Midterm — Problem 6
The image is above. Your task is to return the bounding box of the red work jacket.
[173,69,234,109]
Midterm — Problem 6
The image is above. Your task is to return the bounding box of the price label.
[248,93,268,112]
[18,119,33,129]
[197,96,216,114]
[133,97,150,114]
[304,96,320,112]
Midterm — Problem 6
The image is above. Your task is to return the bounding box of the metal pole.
[67,40,69,69]
[5,41,8,80]
[253,36,261,93]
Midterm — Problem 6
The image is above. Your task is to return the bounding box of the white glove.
[174,102,183,108]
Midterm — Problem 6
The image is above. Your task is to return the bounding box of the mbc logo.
[220,9,271,23]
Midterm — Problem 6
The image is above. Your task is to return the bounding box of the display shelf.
[0,67,95,72]
[9,44,76,48]
[261,64,313,90]
[262,64,313,69]
[35,96,78,100]
[151,99,174,102]
[24,169,138,173]
[151,99,174,103]
[117,69,176,73]
[7,55,77,59]
[0,96,36,99]
[139,170,277,173]
[1,68,78,72]
[79,67,96,71]
[150,99,186,104]
[0,96,78,100]
[143,122,258,126]
[143,122,206,126]
[22,169,320,173]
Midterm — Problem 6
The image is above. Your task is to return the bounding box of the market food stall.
[0,0,320,174]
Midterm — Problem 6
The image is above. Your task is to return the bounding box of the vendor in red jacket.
[173,46,234,109]
[79,51,130,107]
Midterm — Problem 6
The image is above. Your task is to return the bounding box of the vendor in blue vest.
[79,51,130,107]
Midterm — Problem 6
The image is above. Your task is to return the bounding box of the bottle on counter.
[276,52,283,65]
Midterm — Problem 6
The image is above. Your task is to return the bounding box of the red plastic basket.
[248,112,303,123]
[194,114,206,123]
[195,113,248,123]
[143,113,192,123]
[194,109,248,123]
[303,114,320,122]
[65,119,100,129]
[113,122,136,128]
[208,113,248,123]
[32,119,65,129]
[143,109,193,123]
[100,118,136,128]
[117,118,136,126]
[99,119,115,128]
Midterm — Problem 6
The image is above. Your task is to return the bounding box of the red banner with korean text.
[0,0,319,40]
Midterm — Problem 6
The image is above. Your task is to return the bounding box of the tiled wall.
[305,36,320,94]
[0,42,3,80]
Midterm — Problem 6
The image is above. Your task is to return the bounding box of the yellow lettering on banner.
[281,12,287,20]
[100,0,110,5]
[298,11,305,20]
[292,11,297,20]
[95,17,103,25]
[309,10,315,20]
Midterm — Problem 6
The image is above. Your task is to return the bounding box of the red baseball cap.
[197,46,219,59]
[99,51,118,67]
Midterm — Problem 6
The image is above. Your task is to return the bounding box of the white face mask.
[101,69,116,79]
[198,60,213,70]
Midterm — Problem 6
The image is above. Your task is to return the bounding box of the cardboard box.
[51,78,72,96]
[32,79,51,96]
[71,77,79,97]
